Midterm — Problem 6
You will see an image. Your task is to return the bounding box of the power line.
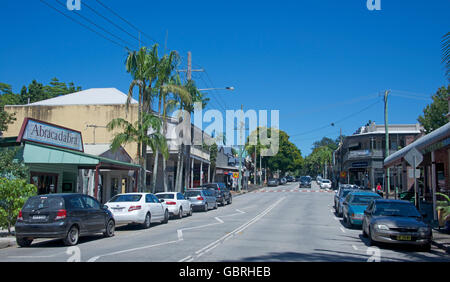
[94,0,158,44]
[39,0,127,49]
[289,98,382,138]
[54,0,137,49]
[82,1,147,46]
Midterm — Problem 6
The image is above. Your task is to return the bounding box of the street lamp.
[197,87,235,91]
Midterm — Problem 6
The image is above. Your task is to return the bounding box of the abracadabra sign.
[17,118,84,152]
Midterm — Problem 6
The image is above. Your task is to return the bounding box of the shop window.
[30,172,58,195]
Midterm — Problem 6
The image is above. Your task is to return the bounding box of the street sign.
[404,147,423,168]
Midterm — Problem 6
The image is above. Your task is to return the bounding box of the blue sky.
[1,0,449,155]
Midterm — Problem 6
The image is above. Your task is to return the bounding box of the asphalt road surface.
[0,182,449,262]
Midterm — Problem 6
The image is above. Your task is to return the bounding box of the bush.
[0,178,37,235]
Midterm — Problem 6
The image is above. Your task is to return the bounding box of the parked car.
[362,199,432,251]
[299,176,312,188]
[342,191,382,228]
[184,189,218,211]
[105,193,169,228]
[155,192,193,219]
[268,178,279,187]
[334,188,358,217]
[320,179,332,189]
[15,194,115,247]
[201,183,232,206]
[286,176,294,182]
[280,178,287,185]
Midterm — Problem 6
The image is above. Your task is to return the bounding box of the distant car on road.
[15,194,115,247]
[362,199,432,251]
[185,189,218,212]
[201,183,232,206]
[299,176,312,188]
[155,192,193,219]
[320,179,332,189]
[268,179,279,187]
[341,191,381,228]
[105,193,169,228]
[280,178,287,185]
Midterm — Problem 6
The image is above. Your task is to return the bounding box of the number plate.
[397,235,412,241]
[32,215,47,220]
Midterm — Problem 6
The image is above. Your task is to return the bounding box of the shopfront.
[0,118,141,202]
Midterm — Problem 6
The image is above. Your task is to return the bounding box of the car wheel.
[362,223,368,237]
[104,219,115,237]
[178,207,183,219]
[222,198,226,206]
[228,197,232,205]
[189,206,193,216]
[142,213,151,229]
[214,202,218,209]
[162,210,169,224]
[204,203,208,212]
[16,237,33,247]
[64,225,80,246]
[420,242,431,252]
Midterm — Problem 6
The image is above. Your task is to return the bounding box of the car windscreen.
[373,202,421,217]
[322,180,330,183]
[300,177,310,182]
[217,183,227,189]
[185,191,201,197]
[350,195,380,205]
[155,194,175,199]
[341,190,354,198]
[109,194,142,202]
[22,196,65,211]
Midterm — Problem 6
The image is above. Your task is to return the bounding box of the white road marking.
[193,197,285,259]
[340,227,346,233]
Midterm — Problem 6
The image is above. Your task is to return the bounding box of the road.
[0,182,448,262]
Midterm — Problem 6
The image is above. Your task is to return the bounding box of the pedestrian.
[376,183,383,196]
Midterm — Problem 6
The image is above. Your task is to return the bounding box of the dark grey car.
[185,189,218,212]
[362,199,432,251]
[15,194,115,247]
[201,183,232,206]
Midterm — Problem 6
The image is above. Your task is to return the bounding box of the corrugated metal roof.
[17,88,138,106]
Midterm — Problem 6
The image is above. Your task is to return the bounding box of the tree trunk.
[152,150,159,193]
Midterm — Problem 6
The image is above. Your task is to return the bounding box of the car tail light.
[17,210,23,221]
[197,196,204,201]
[166,201,176,205]
[55,209,67,220]
[128,205,142,212]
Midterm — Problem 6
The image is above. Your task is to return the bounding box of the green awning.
[22,142,141,170]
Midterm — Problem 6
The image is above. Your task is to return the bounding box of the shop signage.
[352,161,368,168]
[17,118,84,152]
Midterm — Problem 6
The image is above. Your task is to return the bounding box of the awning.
[384,122,450,168]
[23,141,141,170]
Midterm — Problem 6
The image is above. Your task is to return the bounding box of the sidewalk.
[0,227,16,249]
[432,228,450,254]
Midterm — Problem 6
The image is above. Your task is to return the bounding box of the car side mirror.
[102,205,108,210]
[159,199,164,203]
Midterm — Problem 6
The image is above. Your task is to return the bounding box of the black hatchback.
[15,193,115,247]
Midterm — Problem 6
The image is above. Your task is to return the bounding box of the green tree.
[0,178,37,234]
[417,85,450,133]
[107,112,168,192]
[0,83,18,133]
[0,147,29,179]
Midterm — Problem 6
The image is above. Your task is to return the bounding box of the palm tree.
[151,51,191,192]
[124,44,160,191]
[107,112,168,192]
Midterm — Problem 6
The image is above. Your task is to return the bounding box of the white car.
[105,193,169,228]
[320,179,332,189]
[155,192,193,219]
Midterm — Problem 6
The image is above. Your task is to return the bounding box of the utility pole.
[254,146,257,185]
[238,104,244,192]
[384,90,391,199]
